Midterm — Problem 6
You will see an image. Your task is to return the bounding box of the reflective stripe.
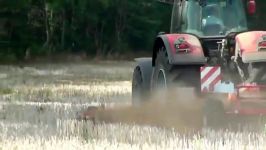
[201,67,221,92]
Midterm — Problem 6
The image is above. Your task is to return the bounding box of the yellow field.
[0,61,266,150]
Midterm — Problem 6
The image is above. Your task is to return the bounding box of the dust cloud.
[78,88,205,134]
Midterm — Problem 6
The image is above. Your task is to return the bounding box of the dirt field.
[0,61,266,149]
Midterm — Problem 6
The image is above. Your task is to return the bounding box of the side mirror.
[247,0,256,15]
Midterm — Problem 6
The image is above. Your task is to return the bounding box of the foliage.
[0,0,171,60]
[0,0,266,61]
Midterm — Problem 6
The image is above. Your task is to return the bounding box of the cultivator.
[226,84,266,115]
[200,65,266,116]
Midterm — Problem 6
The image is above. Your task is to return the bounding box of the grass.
[0,61,266,150]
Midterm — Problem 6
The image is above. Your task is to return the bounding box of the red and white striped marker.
[200,66,222,92]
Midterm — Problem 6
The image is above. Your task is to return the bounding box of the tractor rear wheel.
[151,48,200,100]
[236,56,266,84]
[247,62,266,84]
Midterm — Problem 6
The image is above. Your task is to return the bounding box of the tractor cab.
[170,0,254,37]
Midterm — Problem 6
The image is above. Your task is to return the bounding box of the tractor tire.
[132,58,152,106]
[132,67,147,106]
[151,48,200,97]
[236,56,266,84]
[203,99,226,129]
[247,62,266,84]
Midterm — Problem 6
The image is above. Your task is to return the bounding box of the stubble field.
[0,61,266,150]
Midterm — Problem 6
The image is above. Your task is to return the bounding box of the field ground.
[0,61,266,149]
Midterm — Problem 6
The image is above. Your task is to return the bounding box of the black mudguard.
[134,57,153,90]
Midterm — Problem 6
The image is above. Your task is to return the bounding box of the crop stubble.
[0,61,265,149]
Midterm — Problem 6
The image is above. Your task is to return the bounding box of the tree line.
[0,0,266,61]
[0,0,171,61]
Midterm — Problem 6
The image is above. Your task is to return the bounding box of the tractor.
[132,0,266,127]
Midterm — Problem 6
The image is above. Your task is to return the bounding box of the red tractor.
[132,0,266,127]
